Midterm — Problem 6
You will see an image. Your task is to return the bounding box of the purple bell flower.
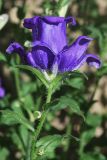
[6,16,101,75]
[0,79,5,98]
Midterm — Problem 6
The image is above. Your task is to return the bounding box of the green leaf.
[58,0,70,8]
[66,77,84,89]
[0,148,9,160]
[11,100,25,116]
[79,129,95,154]
[36,135,62,158]
[0,53,6,61]
[21,81,37,96]
[86,113,102,127]
[80,152,106,160]
[97,63,107,78]
[51,75,62,93]
[36,134,62,148]
[11,131,24,151]
[0,110,34,132]
[19,125,29,147]
[22,94,34,111]
[50,96,84,119]
[68,71,88,80]
[15,65,49,88]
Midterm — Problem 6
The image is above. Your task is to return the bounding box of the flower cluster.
[6,16,101,75]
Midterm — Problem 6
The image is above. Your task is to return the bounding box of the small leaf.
[0,53,6,61]
[51,75,62,92]
[24,40,32,48]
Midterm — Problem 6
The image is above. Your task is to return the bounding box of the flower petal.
[23,16,76,53]
[27,42,55,70]
[71,53,101,71]
[38,20,67,53]
[23,16,39,29]
[58,36,93,72]
[6,42,25,62]
[31,41,55,55]
[41,16,76,25]
[23,16,76,28]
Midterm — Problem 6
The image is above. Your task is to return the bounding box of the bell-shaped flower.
[6,16,101,75]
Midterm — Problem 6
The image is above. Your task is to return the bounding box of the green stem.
[26,132,32,160]
[14,68,21,99]
[46,85,52,103]
[30,85,52,160]
[64,121,72,152]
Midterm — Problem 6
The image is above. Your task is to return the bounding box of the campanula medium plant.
[6,16,101,160]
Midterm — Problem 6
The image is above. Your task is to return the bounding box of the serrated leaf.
[50,96,84,119]
[0,110,34,132]
[36,135,62,148]
[69,71,88,80]
[15,65,49,88]
[36,135,62,158]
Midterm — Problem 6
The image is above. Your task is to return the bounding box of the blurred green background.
[0,0,107,160]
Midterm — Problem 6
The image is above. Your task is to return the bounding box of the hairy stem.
[46,85,52,103]
[30,85,52,160]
